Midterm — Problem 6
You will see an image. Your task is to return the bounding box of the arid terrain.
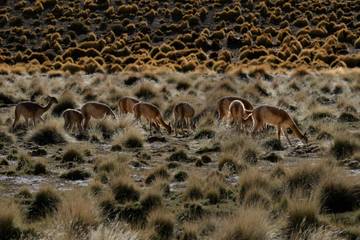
[0,68,359,240]
[0,0,360,240]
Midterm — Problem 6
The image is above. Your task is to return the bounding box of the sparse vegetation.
[0,1,359,238]
[27,187,61,220]
[28,120,68,145]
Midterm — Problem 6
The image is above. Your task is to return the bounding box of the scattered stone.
[124,76,140,86]
[75,133,89,141]
[168,150,190,162]
[136,152,151,161]
[316,131,333,141]
[30,148,47,156]
[173,171,188,182]
[338,112,359,123]
[111,144,122,151]
[129,161,142,168]
[263,139,284,151]
[0,159,9,166]
[260,152,282,162]
[147,136,167,143]
[194,129,215,139]
[196,143,221,154]
[195,159,204,167]
[201,155,212,163]
[332,86,343,94]
[167,162,179,169]
[60,169,91,180]
[316,96,336,105]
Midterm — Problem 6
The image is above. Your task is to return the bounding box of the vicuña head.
[133,102,172,135]
[12,95,58,129]
[248,105,308,145]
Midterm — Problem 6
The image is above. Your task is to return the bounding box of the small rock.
[196,143,221,154]
[338,113,359,123]
[317,131,333,140]
[31,148,47,156]
[75,133,89,141]
[194,129,215,139]
[201,155,212,163]
[332,86,343,94]
[111,144,122,151]
[167,162,179,169]
[263,139,284,151]
[316,96,335,105]
[60,169,91,180]
[168,150,190,162]
[173,171,188,182]
[195,159,204,167]
[348,161,359,169]
[0,159,9,166]
[129,161,142,168]
[147,136,167,143]
[261,152,282,162]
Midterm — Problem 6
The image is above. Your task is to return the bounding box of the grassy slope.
[0,0,359,74]
[0,69,359,239]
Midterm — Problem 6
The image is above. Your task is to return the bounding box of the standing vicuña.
[247,105,308,145]
[118,96,139,114]
[62,109,84,132]
[173,102,196,136]
[133,102,172,134]
[228,100,250,130]
[12,96,58,129]
[217,96,253,122]
[80,102,116,129]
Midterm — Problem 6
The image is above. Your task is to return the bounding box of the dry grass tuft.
[286,197,320,235]
[215,207,277,240]
[113,127,144,149]
[56,191,100,238]
[111,177,140,204]
[317,175,360,214]
[0,202,22,240]
[28,119,69,145]
[27,186,61,220]
[62,147,84,163]
[148,210,175,240]
[331,137,358,160]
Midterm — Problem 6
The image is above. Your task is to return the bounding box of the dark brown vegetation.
[0,0,359,74]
